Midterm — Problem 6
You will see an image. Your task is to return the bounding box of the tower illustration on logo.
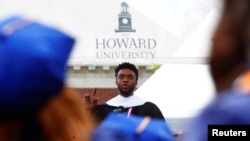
[115,1,136,32]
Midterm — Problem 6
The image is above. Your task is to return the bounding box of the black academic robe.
[92,95,165,123]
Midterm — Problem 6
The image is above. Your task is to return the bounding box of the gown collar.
[106,94,147,108]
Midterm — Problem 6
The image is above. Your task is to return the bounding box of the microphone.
[113,106,125,113]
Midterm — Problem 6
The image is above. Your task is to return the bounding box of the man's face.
[116,68,137,97]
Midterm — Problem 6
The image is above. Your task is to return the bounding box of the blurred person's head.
[115,62,138,97]
[209,0,250,93]
[92,113,175,141]
[0,16,95,141]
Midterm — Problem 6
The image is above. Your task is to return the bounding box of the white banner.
[0,0,221,65]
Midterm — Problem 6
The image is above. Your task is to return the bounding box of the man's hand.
[84,88,99,109]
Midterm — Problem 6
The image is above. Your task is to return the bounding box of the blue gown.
[182,71,250,141]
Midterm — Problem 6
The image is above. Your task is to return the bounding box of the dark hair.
[115,62,139,81]
[209,0,250,93]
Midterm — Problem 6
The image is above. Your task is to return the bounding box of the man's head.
[115,62,138,97]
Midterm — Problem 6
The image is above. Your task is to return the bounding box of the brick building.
[66,65,156,104]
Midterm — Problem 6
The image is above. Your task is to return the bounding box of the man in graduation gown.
[90,62,165,123]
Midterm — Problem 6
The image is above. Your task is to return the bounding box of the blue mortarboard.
[93,113,175,141]
[0,16,75,119]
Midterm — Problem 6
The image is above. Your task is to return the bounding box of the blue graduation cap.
[0,16,75,119]
[93,113,175,141]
